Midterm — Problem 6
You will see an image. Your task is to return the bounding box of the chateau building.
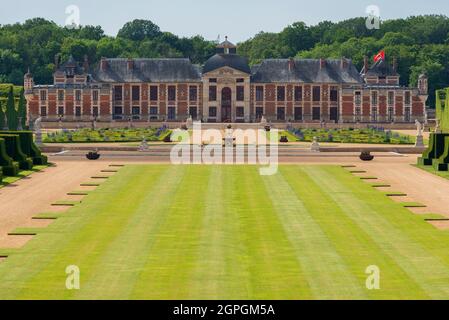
[24,38,429,124]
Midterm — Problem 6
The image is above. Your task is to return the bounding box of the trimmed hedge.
[0,131,47,165]
[0,134,33,170]
[0,138,19,176]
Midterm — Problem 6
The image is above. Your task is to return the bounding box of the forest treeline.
[1,15,449,106]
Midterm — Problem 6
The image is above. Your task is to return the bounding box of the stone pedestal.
[311,137,320,152]
[139,138,149,152]
[415,135,425,148]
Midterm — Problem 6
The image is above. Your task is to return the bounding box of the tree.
[117,19,161,41]
[0,100,5,129]
[17,88,27,129]
[6,86,17,130]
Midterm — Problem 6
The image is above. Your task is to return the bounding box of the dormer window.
[66,67,75,78]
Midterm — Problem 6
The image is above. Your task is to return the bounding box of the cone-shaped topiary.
[17,88,27,130]
[6,86,18,131]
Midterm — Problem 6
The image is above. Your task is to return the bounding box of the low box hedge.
[0,138,20,176]
[0,131,47,165]
[0,134,33,170]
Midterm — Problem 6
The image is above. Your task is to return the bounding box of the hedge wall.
[0,131,47,165]
[0,134,33,170]
[0,138,19,176]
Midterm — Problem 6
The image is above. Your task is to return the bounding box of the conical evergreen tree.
[6,86,18,130]
[17,88,27,130]
[0,100,5,130]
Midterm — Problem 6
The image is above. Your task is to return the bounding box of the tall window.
[330,87,338,102]
[256,86,264,102]
[58,106,64,116]
[237,86,245,101]
[236,107,244,118]
[150,86,158,101]
[355,91,362,106]
[277,86,285,102]
[75,90,81,102]
[388,91,394,106]
[371,91,378,106]
[168,86,176,101]
[312,87,321,102]
[405,91,411,106]
[209,86,217,101]
[132,86,140,101]
[189,86,198,102]
[209,107,217,117]
[388,107,394,122]
[92,90,99,102]
[40,91,47,101]
[294,86,303,102]
[58,90,64,101]
[114,86,123,101]
[372,107,378,122]
[405,107,411,122]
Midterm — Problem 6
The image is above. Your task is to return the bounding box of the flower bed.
[43,126,172,143]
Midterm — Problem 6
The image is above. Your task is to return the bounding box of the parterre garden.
[0,131,48,186]
[43,126,172,143]
[284,127,415,144]
[2,165,449,299]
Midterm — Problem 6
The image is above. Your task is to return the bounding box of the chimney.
[54,54,60,70]
[127,58,134,71]
[363,56,369,74]
[341,57,348,69]
[288,58,295,72]
[83,55,89,71]
[100,57,108,71]
[320,58,326,69]
[392,57,398,73]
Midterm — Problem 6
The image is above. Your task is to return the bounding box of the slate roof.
[92,58,202,83]
[55,55,86,75]
[251,59,363,84]
[203,54,251,74]
[364,59,398,77]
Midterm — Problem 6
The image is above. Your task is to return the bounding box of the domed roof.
[203,54,251,74]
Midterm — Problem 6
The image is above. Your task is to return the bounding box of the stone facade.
[24,39,428,125]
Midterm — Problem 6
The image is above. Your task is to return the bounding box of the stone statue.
[34,117,43,146]
[415,120,423,136]
[415,119,425,148]
[186,115,193,130]
[435,119,441,134]
[311,136,320,152]
[260,116,267,126]
[224,125,234,148]
[139,137,149,152]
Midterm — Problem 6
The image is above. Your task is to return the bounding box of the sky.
[1,0,449,42]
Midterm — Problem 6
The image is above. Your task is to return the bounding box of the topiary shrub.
[0,131,47,165]
[0,138,19,176]
[0,134,33,170]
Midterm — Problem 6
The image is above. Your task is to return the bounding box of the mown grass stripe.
[130,167,209,299]
[74,166,187,300]
[263,168,366,299]
[3,166,168,299]
[307,166,449,299]
[283,166,427,299]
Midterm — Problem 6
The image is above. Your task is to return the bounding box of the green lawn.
[416,164,449,181]
[1,165,449,300]
[0,165,48,188]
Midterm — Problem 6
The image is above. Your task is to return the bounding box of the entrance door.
[330,107,338,123]
[221,87,232,122]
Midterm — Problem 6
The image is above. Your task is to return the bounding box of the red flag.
[373,50,385,63]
